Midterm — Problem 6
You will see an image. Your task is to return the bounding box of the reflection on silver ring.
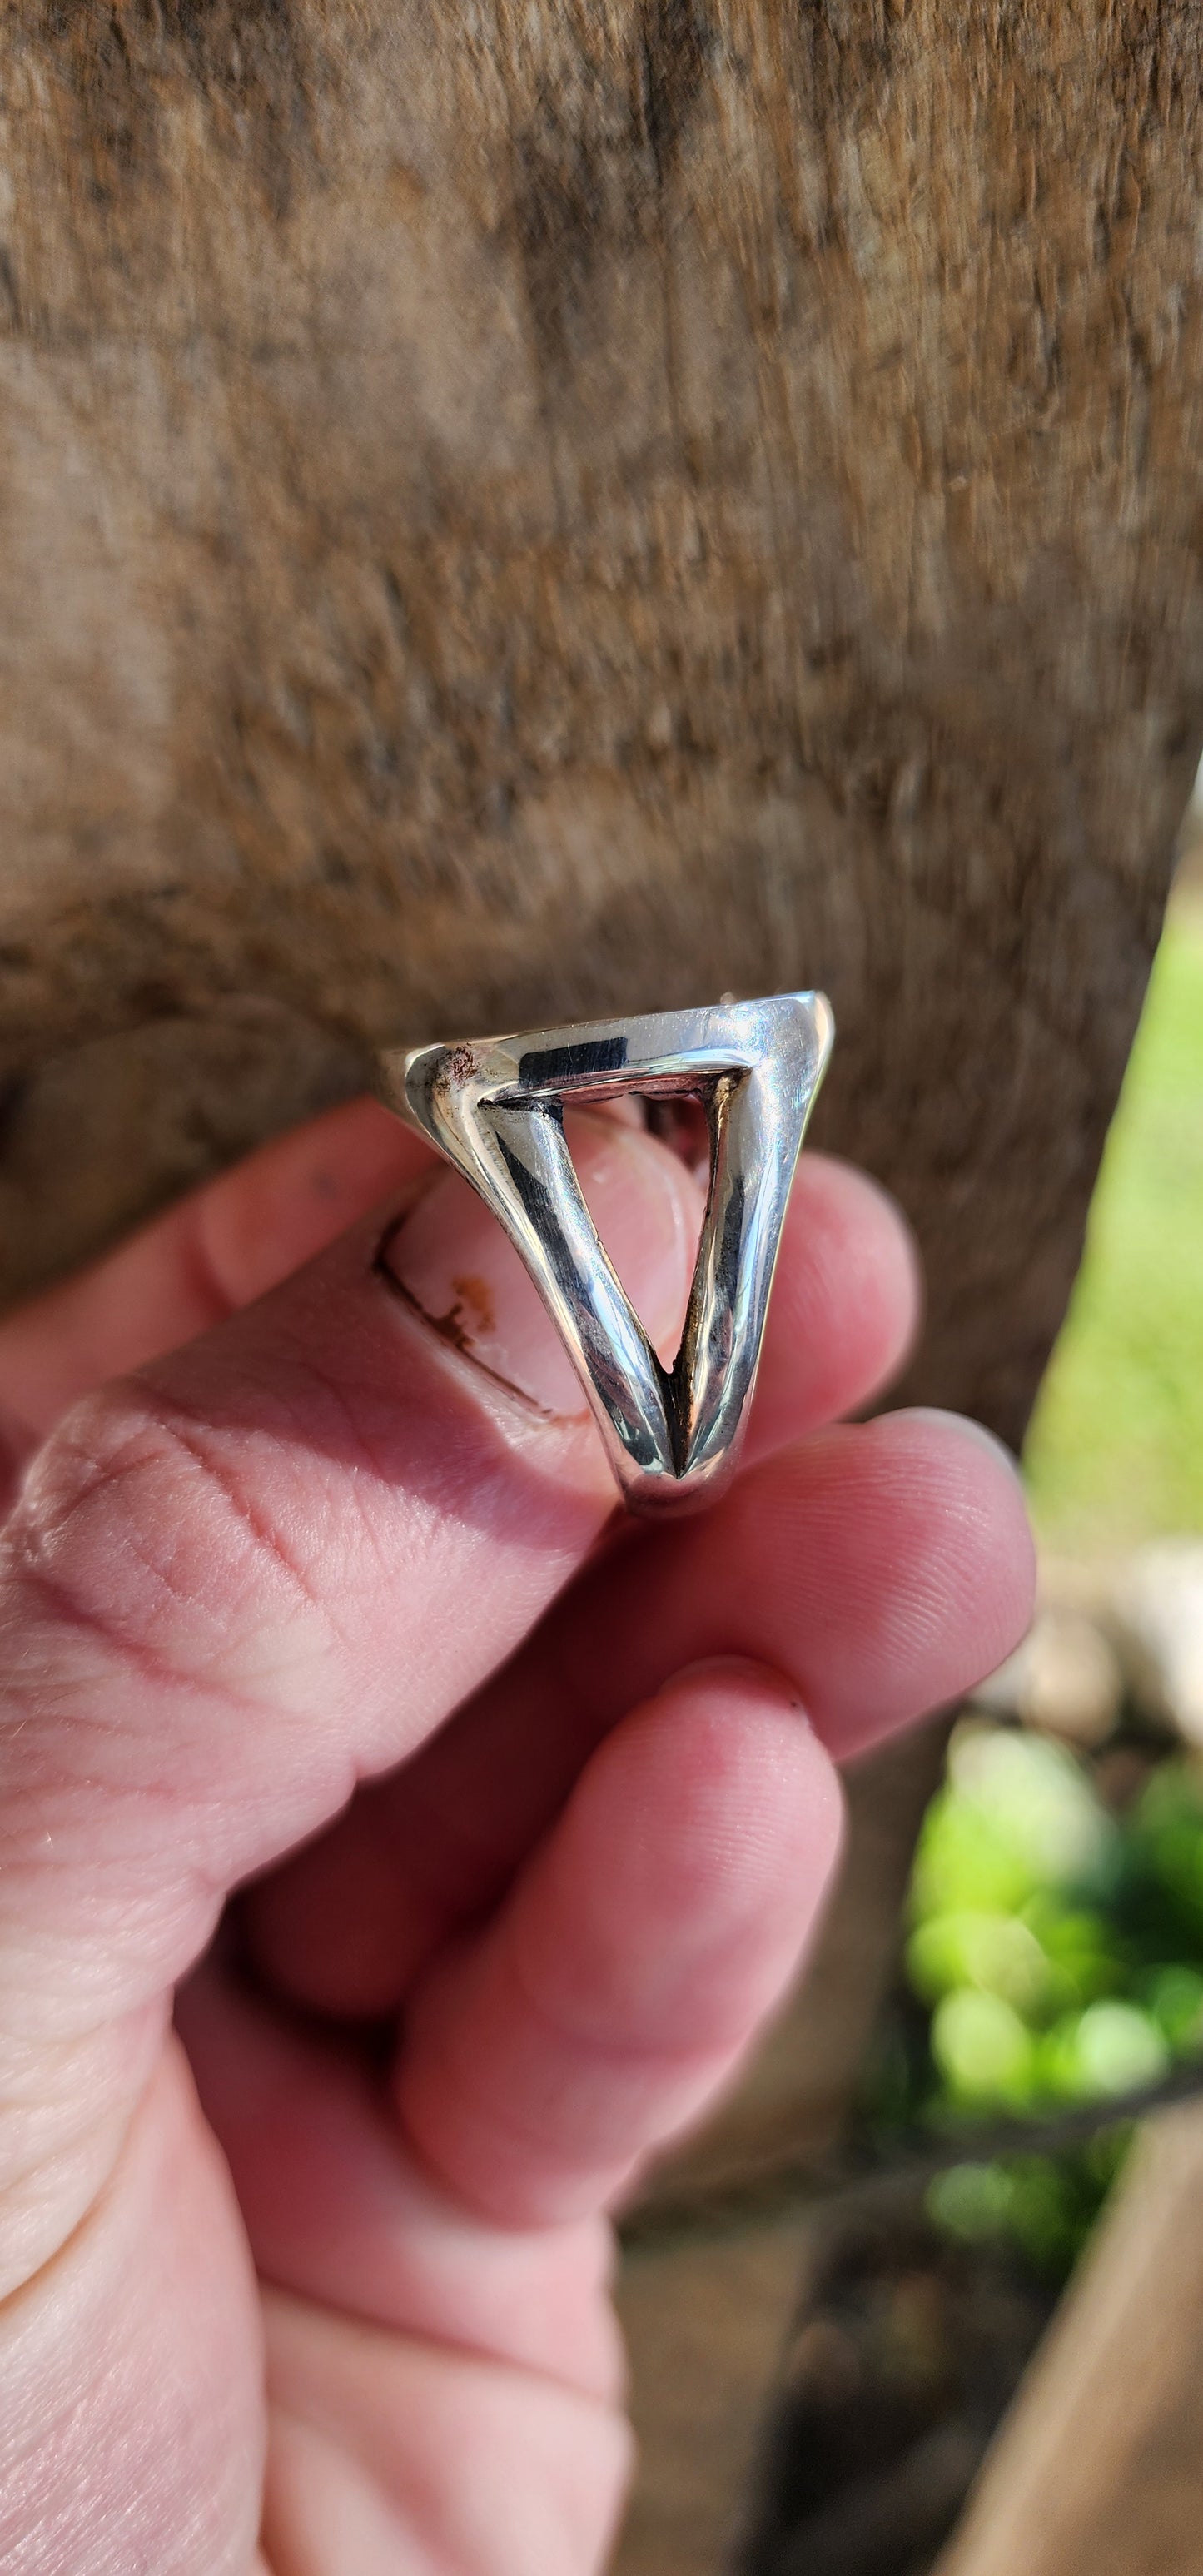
[377,992,834,1515]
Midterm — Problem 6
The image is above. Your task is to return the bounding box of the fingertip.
[898,1403,1025,1484]
[688,1410,1036,1767]
[751,1153,924,1455]
[838,1405,1037,1719]
[886,1405,1036,1609]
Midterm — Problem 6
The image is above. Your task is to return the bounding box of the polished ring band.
[376,992,833,1515]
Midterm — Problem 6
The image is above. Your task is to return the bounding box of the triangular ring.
[376,992,834,1514]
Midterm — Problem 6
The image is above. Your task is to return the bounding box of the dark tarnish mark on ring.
[518,1035,629,1089]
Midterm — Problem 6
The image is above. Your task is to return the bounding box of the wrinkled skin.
[0,1097,1034,2574]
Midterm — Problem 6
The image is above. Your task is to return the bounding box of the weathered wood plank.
[1,0,1197,1465]
[934,2101,1203,2576]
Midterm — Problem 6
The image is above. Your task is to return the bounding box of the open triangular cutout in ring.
[378,993,834,1513]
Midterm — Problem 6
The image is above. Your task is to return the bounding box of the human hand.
[0,1097,1033,2574]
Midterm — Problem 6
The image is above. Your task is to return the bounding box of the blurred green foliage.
[754,885,1203,2569]
[927,2133,1132,2279]
[909,1728,1203,2112]
[1024,890,1203,1549]
[882,883,1203,2278]
[880,1724,1203,2277]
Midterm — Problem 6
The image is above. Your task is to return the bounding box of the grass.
[1023,883,1203,1554]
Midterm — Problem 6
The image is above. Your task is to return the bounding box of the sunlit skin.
[0,1096,1035,2574]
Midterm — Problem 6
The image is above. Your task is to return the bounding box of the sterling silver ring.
[376,992,834,1515]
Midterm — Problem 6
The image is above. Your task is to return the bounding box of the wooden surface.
[934,2101,1203,2576]
[0,0,1196,1465]
[613,2214,812,2576]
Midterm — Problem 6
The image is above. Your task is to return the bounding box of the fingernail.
[380,1112,702,1414]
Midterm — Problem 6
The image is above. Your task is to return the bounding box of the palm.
[0,1100,1031,2574]
[102,2024,629,2576]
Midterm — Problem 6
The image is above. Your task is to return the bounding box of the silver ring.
[377,992,833,1515]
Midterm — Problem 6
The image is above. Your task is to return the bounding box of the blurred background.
[713,818,1203,2576]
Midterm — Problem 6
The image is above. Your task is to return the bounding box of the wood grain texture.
[1,0,1199,1445]
[933,2101,1203,2576]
